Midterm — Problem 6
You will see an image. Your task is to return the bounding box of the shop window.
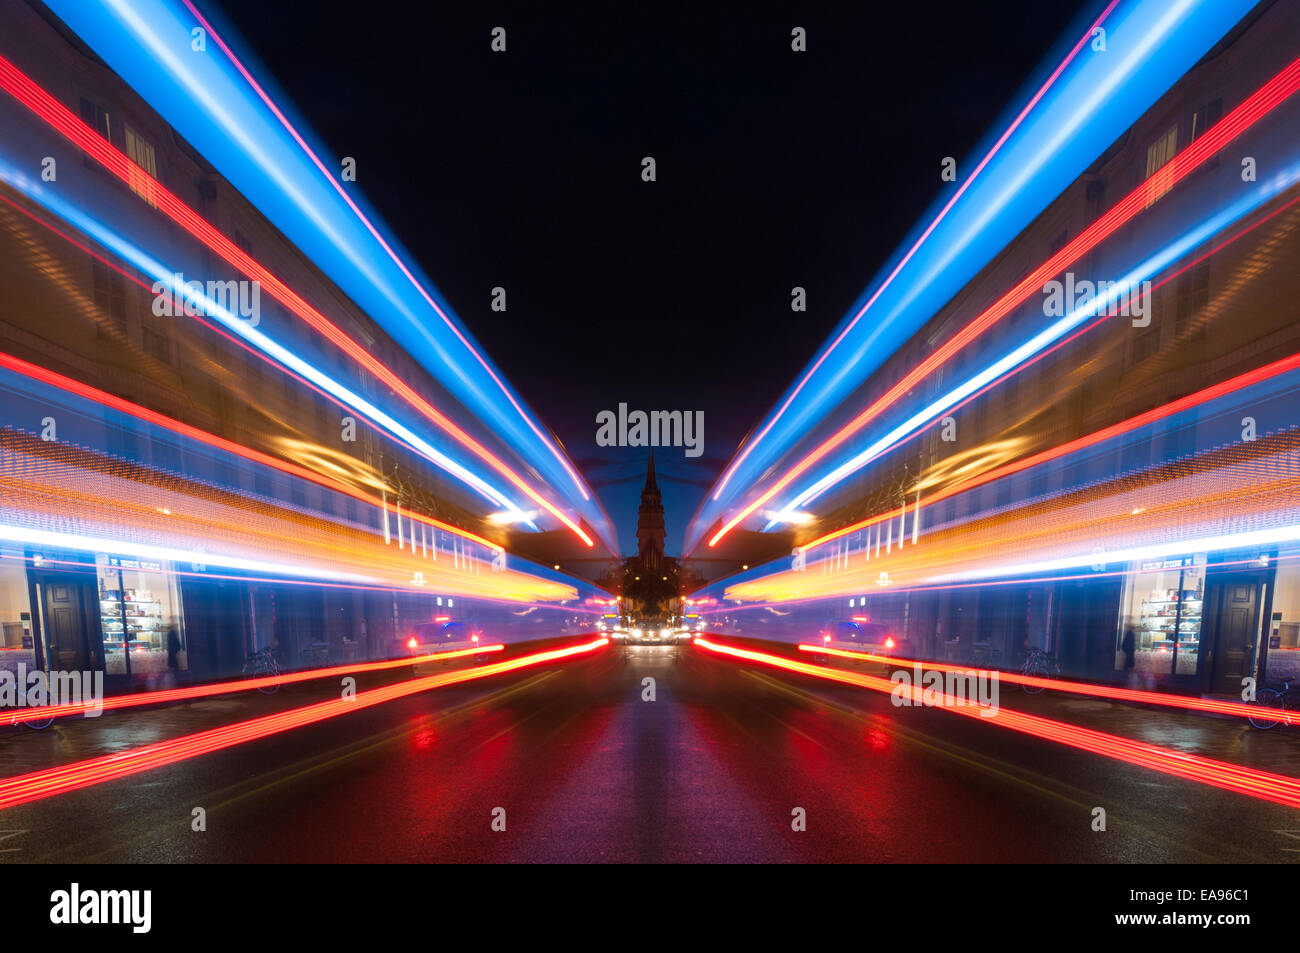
[1117,558,1204,676]
[1265,558,1300,683]
[96,556,186,681]
[0,551,36,673]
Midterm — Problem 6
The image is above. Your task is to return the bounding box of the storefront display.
[1118,557,1204,676]
[96,555,186,678]
[0,551,36,675]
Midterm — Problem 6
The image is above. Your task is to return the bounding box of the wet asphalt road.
[3,642,1299,862]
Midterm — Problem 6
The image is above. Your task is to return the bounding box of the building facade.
[693,0,1300,695]
[0,0,608,692]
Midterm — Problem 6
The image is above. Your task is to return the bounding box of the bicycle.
[7,710,53,729]
[1021,646,1061,694]
[1248,675,1298,730]
[242,646,282,694]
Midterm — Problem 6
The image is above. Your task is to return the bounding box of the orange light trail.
[796,191,1300,553]
[695,638,1300,809]
[0,430,577,602]
[723,426,1300,603]
[801,343,1300,553]
[0,638,609,811]
[0,344,502,553]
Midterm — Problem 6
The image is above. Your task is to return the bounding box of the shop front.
[0,548,37,677]
[1115,556,1206,682]
[1200,559,1273,696]
[94,554,187,685]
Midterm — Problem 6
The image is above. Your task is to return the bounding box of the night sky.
[207,0,1091,557]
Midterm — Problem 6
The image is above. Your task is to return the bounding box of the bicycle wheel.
[1022,662,1047,694]
[256,665,279,696]
[1249,688,1287,730]
[22,714,53,730]
[256,664,281,695]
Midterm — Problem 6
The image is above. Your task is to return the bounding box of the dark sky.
[207,0,1090,557]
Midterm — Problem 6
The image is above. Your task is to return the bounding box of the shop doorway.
[34,574,100,672]
[1205,575,1263,695]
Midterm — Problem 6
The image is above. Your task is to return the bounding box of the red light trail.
[180,0,593,505]
[708,0,1122,505]
[795,643,1276,722]
[0,53,594,547]
[696,638,1300,809]
[708,51,1300,548]
[0,638,608,811]
[796,191,1300,552]
[0,339,503,554]
[4,644,505,724]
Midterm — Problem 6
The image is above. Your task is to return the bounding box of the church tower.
[636,450,665,571]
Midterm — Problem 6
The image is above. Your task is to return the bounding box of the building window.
[1144,124,1178,207]
[143,324,170,363]
[79,98,111,169]
[1175,258,1211,336]
[1131,327,1160,365]
[124,124,158,207]
[1085,179,1106,219]
[92,260,127,340]
[1191,98,1223,170]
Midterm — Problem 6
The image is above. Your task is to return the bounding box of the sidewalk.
[785,641,1300,775]
[998,687,1300,775]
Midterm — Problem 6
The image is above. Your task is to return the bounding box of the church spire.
[636,450,665,570]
